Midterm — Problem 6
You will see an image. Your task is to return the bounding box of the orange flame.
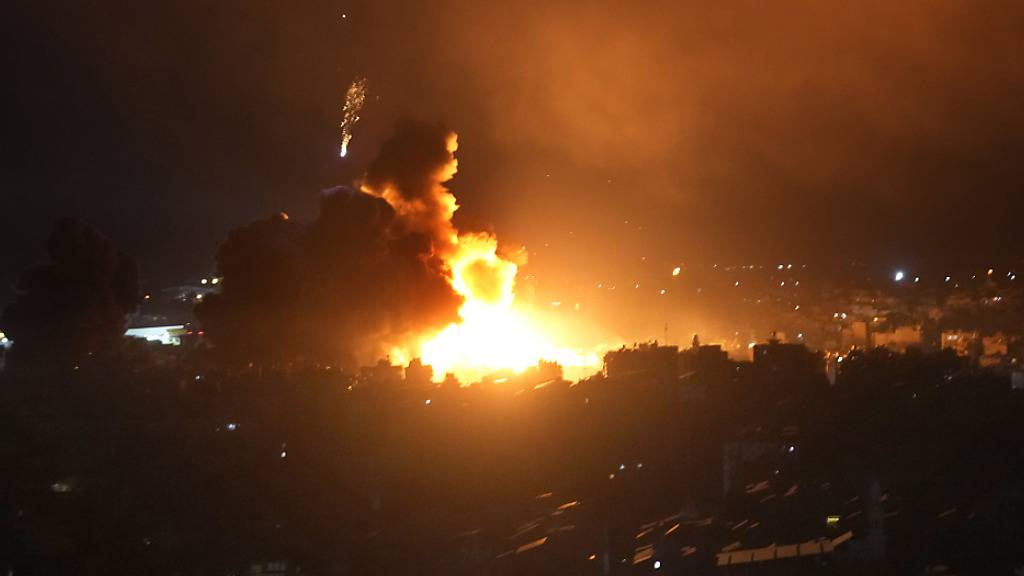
[421,232,600,382]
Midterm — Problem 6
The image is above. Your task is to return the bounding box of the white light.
[914,277,920,283]
[50,482,73,493]
[654,560,662,570]
[945,276,951,282]
[424,399,431,405]
[894,271,905,282]
[788,445,796,453]
[211,277,220,285]
[280,451,287,459]
[672,266,681,276]
[201,278,208,285]
[777,264,784,270]
[226,423,238,431]
[619,463,626,471]
[636,462,643,469]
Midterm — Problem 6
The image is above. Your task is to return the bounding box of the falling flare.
[338,77,367,157]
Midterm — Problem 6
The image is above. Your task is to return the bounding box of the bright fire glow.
[418,233,599,382]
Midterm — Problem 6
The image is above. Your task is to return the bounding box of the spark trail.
[338,77,367,157]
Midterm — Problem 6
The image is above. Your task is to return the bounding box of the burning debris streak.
[338,77,367,157]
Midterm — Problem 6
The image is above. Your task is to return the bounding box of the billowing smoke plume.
[363,120,517,310]
[196,119,464,367]
[363,118,460,251]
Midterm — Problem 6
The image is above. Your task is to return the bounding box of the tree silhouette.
[1,218,139,369]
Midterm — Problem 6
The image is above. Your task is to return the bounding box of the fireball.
[419,232,596,382]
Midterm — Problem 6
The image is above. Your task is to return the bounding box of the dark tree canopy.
[1,218,139,369]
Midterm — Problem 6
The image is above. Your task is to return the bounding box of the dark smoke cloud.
[365,119,453,206]
[363,118,459,248]
[1,218,139,369]
[196,120,462,367]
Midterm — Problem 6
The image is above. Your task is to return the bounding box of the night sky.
[5,0,1024,299]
